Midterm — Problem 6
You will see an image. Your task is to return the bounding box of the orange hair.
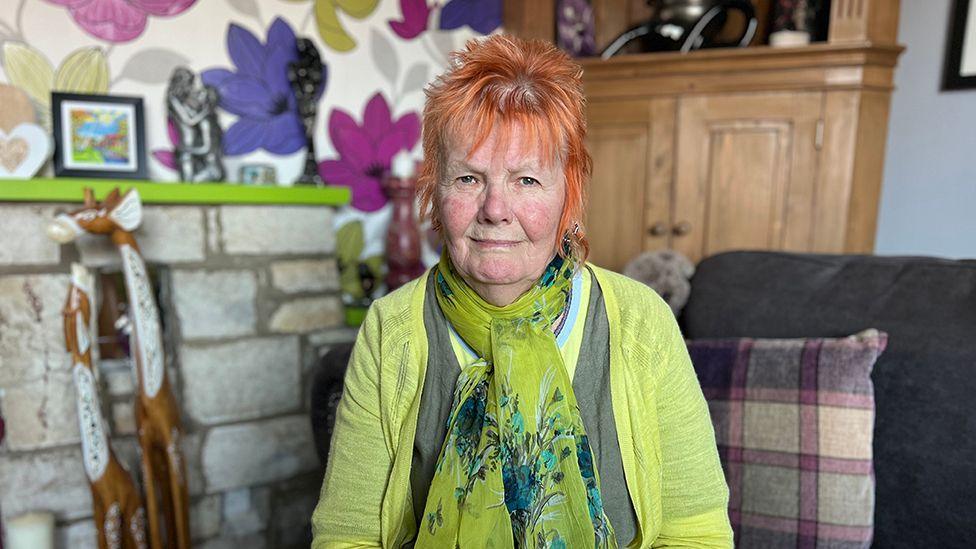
[417,34,592,262]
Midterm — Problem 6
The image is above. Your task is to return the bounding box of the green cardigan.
[311,265,733,548]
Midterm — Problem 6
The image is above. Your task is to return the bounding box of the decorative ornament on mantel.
[0,123,51,179]
[166,66,226,183]
[288,37,327,186]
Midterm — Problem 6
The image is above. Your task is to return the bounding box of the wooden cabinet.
[507,0,904,270]
[673,92,823,261]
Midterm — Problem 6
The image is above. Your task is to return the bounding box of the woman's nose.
[478,182,512,224]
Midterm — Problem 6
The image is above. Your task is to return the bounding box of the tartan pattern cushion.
[687,329,888,549]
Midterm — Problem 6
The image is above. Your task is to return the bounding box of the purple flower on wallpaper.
[318,93,420,212]
[557,0,596,57]
[151,118,180,171]
[47,0,197,43]
[389,0,431,40]
[201,17,326,156]
[439,0,501,35]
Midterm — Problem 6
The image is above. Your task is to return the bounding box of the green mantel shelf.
[0,177,350,206]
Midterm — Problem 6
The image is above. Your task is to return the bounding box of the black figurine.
[167,67,225,182]
[288,38,325,186]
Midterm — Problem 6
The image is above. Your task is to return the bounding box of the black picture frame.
[943,0,976,90]
[51,92,148,179]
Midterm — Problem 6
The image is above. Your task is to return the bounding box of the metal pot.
[602,0,757,58]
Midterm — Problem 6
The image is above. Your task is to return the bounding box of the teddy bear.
[622,249,696,316]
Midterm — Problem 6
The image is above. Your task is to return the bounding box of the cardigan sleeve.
[650,312,733,548]
[311,305,391,549]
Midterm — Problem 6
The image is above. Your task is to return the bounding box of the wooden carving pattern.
[48,188,189,549]
[61,263,148,549]
[74,363,109,480]
[119,244,164,397]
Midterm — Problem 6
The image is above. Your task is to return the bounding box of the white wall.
[875,0,976,258]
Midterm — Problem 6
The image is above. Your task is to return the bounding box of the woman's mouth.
[471,238,520,249]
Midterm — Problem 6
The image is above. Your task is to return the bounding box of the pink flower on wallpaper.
[389,0,431,40]
[319,93,420,212]
[47,0,197,43]
[151,118,180,171]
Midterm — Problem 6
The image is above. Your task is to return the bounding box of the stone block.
[202,415,318,492]
[222,486,270,537]
[0,205,62,265]
[268,297,342,334]
[181,337,300,425]
[74,206,205,267]
[172,269,257,339]
[191,494,223,541]
[270,259,340,294]
[57,518,97,549]
[100,359,135,397]
[1,370,81,450]
[206,207,221,254]
[182,431,205,497]
[111,401,137,435]
[270,483,318,548]
[219,206,334,256]
[108,436,142,485]
[197,533,266,549]
[306,327,359,348]
[0,446,92,521]
[0,273,71,385]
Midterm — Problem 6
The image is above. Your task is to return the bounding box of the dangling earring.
[562,222,580,254]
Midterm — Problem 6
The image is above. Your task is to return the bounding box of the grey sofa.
[311,251,976,547]
[679,251,976,548]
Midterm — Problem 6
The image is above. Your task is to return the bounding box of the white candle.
[6,511,55,549]
[391,150,415,179]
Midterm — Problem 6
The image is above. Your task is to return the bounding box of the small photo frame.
[943,0,976,90]
[239,164,277,185]
[52,92,148,179]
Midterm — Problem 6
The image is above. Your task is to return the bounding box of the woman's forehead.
[444,121,562,170]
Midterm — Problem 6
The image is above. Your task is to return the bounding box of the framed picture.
[51,92,148,179]
[944,0,976,90]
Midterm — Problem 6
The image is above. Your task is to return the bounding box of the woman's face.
[437,123,566,306]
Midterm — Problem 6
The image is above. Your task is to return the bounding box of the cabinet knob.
[672,221,692,236]
[648,222,668,237]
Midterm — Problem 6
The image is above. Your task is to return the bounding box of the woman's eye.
[457,175,477,185]
[519,177,540,186]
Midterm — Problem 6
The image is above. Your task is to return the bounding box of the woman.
[312,35,731,548]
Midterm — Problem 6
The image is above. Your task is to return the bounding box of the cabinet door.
[585,99,675,271]
[672,92,822,263]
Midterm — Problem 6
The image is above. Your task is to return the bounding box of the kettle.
[602,0,758,58]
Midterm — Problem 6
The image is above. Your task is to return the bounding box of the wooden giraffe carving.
[48,188,190,549]
[62,263,148,549]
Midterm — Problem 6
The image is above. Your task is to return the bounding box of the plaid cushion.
[687,329,888,549]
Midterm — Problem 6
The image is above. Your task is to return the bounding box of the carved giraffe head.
[62,263,95,356]
[46,187,143,244]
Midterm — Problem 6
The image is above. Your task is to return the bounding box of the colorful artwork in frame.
[944,0,976,90]
[51,92,148,180]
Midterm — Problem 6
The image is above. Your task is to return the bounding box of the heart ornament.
[0,123,52,179]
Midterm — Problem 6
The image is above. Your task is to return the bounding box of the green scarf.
[416,252,617,549]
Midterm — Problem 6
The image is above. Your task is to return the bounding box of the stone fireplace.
[0,201,354,548]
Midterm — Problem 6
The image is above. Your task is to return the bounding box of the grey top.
[409,269,638,545]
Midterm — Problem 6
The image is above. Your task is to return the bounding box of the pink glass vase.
[383,170,426,290]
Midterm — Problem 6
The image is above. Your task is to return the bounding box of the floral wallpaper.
[0,0,502,288]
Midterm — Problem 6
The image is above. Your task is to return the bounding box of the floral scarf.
[415,252,616,549]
